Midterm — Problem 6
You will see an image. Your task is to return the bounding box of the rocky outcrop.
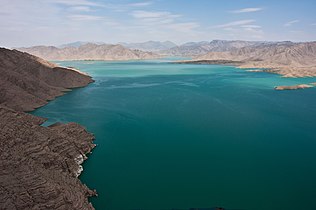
[0,48,93,111]
[0,106,96,210]
[18,43,159,61]
[0,48,96,209]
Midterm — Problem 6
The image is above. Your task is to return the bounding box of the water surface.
[33,60,316,210]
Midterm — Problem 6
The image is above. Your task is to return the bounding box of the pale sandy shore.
[176,60,316,90]
[239,65,316,78]
[176,60,316,78]
[274,84,314,90]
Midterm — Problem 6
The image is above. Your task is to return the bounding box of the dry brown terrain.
[18,43,158,61]
[0,106,96,210]
[0,48,96,209]
[193,42,316,78]
[162,40,263,56]
[0,48,93,111]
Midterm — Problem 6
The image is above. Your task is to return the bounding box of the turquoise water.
[33,60,316,210]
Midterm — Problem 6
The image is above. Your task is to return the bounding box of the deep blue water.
[33,60,316,210]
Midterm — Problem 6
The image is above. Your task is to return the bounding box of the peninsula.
[176,41,316,90]
[177,41,316,78]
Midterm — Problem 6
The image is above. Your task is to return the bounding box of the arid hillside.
[0,48,93,111]
[0,48,96,210]
[194,42,316,77]
[18,43,158,61]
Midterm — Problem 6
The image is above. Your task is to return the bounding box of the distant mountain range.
[161,40,268,56]
[16,40,316,78]
[59,41,105,48]
[18,43,158,61]
[181,41,316,77]
[118,40,269,56]
[19,40,271,60]
[119,41,177,52]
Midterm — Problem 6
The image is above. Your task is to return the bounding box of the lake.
[32,60,316,210]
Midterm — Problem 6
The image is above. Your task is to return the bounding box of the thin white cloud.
[127,9,202,41]
[243,26,263,33]
[211,20,264,40]
[284,20,299,27]
[231,7,263,13]
[94,2,152,12]
[52,0,102,7]
[242,25,262,29]
[68,14,103,21]
[212,19,255,28]
[222,24,264,40]
[128,2,153,7]
[130,10,183,25]
[132,10,181,19]
[70,6,92,12]
[311,23,316,26]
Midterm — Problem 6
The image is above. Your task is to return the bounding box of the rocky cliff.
[0,48,96,209]
[0,106,96,210]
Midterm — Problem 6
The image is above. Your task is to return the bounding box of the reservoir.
[33,60,316,210]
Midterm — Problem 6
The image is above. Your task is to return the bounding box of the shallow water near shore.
[33,60,316,210]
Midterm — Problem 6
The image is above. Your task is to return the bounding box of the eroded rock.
[0,48,97,209]
[0,106,96,210]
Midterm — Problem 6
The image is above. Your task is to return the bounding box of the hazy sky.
[1,0,316,47]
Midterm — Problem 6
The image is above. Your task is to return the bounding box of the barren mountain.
[120,41,177,52]
[0,48,93,111]
[162,40,263,56]
[0,48,96,209]
[194,41,316,77]
[59,41,105,48]
[18,43,158,61]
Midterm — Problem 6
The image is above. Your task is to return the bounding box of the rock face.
[0,48,93,111]
[0,106,96,210]
[18,43,158,61]
[0,48,96,209]
[193,41,316,77]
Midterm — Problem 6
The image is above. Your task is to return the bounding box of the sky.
[1,0,316,47]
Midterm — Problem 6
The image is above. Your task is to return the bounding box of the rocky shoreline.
[0,48,97,209]
[175,60,297,76]
[0,106,97,209]
[175,59,244,66]
[175,60,281,75]
[274,84,315,90]
[176,60,316,90]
